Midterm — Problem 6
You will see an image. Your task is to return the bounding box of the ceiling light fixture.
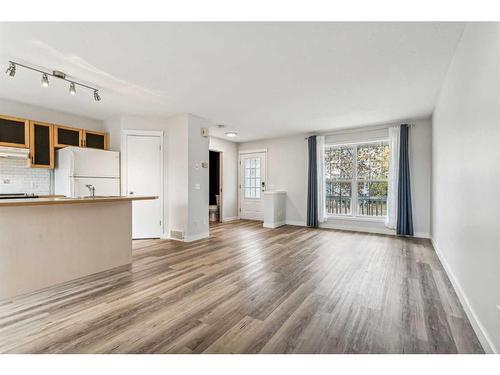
[41,73,49,87]
[5,60,101,102]
[225,131,237,138]
[69,82,76,96]
[5,62,16,77]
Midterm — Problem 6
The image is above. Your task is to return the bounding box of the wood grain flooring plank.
[0,220,483,354]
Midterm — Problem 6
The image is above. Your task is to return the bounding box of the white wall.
[0,98,104,195]
[104,113,210,242]
[186,115,210,241]
[432,23,500,353]
[209,136,239,221]
[238,118,432,236]
[0,98,104,131]
[239,135,308,226]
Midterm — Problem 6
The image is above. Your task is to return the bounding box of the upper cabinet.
[54,125,83,148]
[29,121,54,169]
[0,114,30,148]
[83,130,108,150]
[1,113,109,169]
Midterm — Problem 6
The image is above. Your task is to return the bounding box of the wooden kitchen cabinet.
[29,121,54,169]
[0,114,30,148]
[54,125,83,148]
[83,130,108,150]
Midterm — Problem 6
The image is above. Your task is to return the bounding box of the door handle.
[261,181,266,191]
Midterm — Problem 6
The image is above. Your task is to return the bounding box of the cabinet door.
[54,125,83,148]
[0,114,30,148]
[83,130,108,150]
[29,121,54,169]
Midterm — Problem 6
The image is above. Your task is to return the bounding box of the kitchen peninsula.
[0,195,156,299]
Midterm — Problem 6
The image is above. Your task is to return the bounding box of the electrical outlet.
[2,179,10,185]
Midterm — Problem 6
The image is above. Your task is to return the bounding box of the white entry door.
[239,151,267,220]
[123,132,163,239]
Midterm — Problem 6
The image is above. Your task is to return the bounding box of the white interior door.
[240,151,267,220]
[124,133,163,239]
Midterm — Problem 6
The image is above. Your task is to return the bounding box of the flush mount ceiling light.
[5,61,101,102]
[225,131,237,138]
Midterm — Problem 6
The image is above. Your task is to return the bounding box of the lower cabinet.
[29,121,54,169]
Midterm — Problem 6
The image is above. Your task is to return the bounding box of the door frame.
[238,149,268,220]
[208,149,224,222]
[121,129,164,237]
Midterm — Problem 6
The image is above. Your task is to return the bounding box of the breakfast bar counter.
[0,195,157,300]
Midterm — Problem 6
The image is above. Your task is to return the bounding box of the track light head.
[6,62,16,77]
[69,82,76,96]
[41,73,49,88]
[93,90,101,102]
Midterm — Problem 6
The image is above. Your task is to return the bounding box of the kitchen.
[0,111,157,299]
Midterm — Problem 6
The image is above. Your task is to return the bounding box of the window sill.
[326,215,385,223]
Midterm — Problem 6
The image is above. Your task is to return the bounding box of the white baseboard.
[222,216,240,222]
[263,221,286,229]
[320,222,395,236]
[184,232,210,242]
[285,220,306,226]
[431,237,496,354]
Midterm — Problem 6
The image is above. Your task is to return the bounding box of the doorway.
[122,130,164,239]
[239,150,267,221]
[209,150,223,223]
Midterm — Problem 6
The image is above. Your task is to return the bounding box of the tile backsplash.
[0,158,52,195]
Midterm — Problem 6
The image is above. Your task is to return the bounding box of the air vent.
[170,230,185,240]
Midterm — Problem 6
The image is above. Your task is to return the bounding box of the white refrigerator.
[55,147,120,197]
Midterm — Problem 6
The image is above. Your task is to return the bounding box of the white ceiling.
[0,22,464,142]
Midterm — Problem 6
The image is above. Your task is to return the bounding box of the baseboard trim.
[431,236,497,354]
[320,222,395,236]
[414,231,430,239]
[263,221,286,229]
[285,220,306,227]
[222,216,240,222]
[184,232,210,243]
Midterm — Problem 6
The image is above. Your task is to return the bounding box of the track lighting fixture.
[41,73,49,87]
[5,62,16,77]
[5,60,101,102]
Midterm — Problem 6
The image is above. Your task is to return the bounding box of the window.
[325,142,389,218]
[244,157,261,199]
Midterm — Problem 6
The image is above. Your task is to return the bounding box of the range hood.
[0,146,29,159]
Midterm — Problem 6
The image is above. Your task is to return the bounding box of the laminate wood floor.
[0,221,483,353]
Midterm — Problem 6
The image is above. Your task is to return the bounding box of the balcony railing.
[326,196,387,217]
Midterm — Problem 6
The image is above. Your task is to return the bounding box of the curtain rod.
[304,123,415,140]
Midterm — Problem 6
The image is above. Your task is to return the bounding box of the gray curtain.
[397,124,414,236]
[307,136,318,227]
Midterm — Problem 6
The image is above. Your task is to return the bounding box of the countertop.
[0,195,157,207]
